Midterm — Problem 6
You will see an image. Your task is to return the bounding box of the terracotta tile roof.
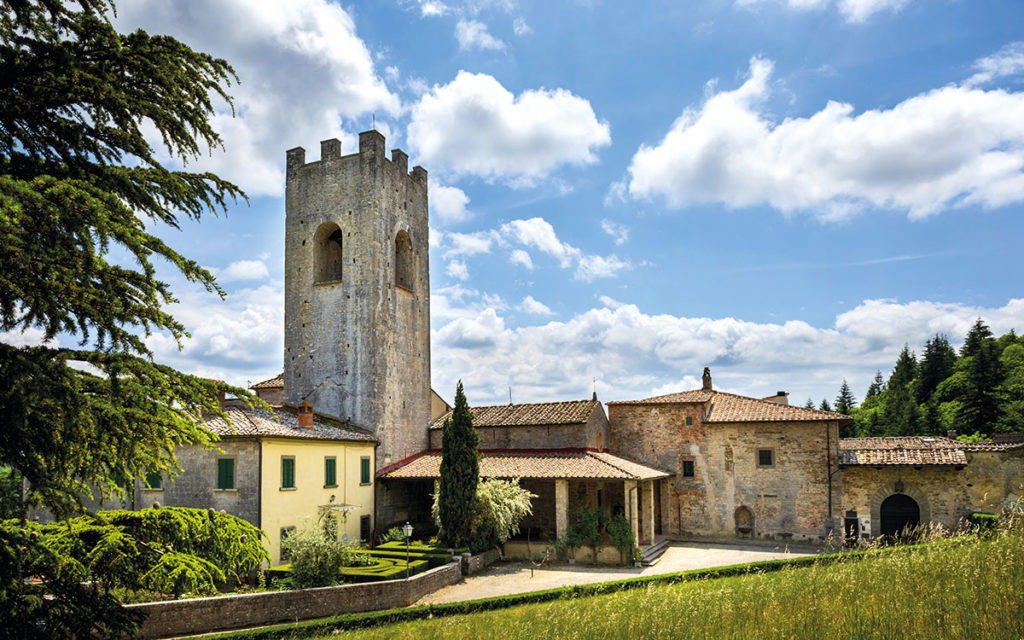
[199,406,375,443]
[381,449,670,481]
[429,399,599,430]
[839,437,967,466]
[251,373,284,389]
[608,389,849,423]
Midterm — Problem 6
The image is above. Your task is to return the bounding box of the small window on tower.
[395,230,413,290]
[682,460,695,478]
[757,449,775,468]
[314,222,343,283]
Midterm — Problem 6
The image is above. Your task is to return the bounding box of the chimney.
[762,391,790,406]
[298,401,314,429]
[701,367,712,392]
[947,430,958,440]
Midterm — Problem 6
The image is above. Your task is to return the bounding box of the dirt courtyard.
[415,541,818,605]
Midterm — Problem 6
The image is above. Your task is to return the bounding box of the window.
[395,230,413,290]
[359,515,371,542]
[324,457,337,487]
[216,458,235,490]
[360,456,371,484]
[281,456,295,489]
[144,471,162,490]
[280,526,296,561]
[314,222,343,283]
[757,449,775,468]
[682,460,695,478]
[685,416,693,426]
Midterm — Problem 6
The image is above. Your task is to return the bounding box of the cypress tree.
[438,381,479,548]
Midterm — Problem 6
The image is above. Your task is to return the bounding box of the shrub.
[606,514,635,564]
[433,478,537,554]
[381,527,406,543]
[281,519,364,589]
[569,506,606,563]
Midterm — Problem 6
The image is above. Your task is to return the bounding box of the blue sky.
[8,0,1024,409]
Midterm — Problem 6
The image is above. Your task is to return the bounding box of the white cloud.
[419,0,449,16]
[735,0,909,22]
[444,231,497,257]
[513,17,532,36]
[0,327,58,348]
[215,259,270,282]
[431,293,1024,406]
[575,254,631,281]
[446,260,470,280]
[455,19,506,51]
[509,249,534,269]
[519,295,554,316]
[144,283,284,387]
[113,0,399,197]
[500,218,579,267]
[408,71,611,184]
[597,295,624,309]
[966,42,1024,88]
[627,56,1024,220]
[432,183,472,224]
[600,219,629,245]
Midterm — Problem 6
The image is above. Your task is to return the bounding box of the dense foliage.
[279,519,369,589]
[837,319,1024,438]
[17,507,269,597]
[437,381,479,548]
[433,477,536,553]
[0,466,23,519]
[0,0,258,635]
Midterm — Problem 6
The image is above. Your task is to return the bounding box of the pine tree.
[883,345,920,435]
[804,398,815,409]
[866,371,885,398]
[819,398,832,412]
[438,381,479,548]
[961,318,994,358]
[0,3,256,635]
[835,379,856,415]
[954,319,1004,434]
[917,334,957,404]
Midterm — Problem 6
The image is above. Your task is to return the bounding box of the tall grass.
[321,523,1024,640]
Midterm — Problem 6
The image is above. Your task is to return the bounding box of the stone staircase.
[640,536,671,567]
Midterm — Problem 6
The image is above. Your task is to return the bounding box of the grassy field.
[310,525,1024,640]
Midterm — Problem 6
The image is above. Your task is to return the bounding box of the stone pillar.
[642,480,655,545]
[625,480,638,545]
[555,479,568,540]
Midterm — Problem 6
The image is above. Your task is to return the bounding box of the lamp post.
[403,521,413,579]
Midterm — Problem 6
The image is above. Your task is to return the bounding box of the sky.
[7,0,1024,409]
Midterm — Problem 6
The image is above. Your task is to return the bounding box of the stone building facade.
[607,370,845,542]
[283,132,431,471]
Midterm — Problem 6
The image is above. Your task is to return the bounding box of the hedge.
[355,549,451,569]
[967,512,999,530]
[340,557,429,582]
[202,539,959,640]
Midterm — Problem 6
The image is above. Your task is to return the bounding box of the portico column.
[642,480,655,545]
[625,480,639,545]
[555,479,568,540]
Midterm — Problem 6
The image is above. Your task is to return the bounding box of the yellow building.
[152,402,376,565]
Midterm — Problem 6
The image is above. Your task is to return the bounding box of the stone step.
[641,537,671,566]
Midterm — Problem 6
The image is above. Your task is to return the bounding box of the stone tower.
[283,131,430,469]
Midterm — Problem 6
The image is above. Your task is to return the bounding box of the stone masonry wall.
[609,402,841,542]
[139,439,261,527]
[840,448,1024,535]
[130,562,462,639]
[284,132,430,471]
[427,405,608,450]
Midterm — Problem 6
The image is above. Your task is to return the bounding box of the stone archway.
[880,494,920,537]
[869,481,930,538]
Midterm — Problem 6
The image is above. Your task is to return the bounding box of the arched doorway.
[880,494,920,537]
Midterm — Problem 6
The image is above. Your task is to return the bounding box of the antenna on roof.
[508,386,513,405]
[593,377,598,401]
[372,113,376,130]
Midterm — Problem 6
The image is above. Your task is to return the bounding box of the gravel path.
[415,541,817,605]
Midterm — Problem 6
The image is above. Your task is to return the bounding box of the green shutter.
[145,471,162,489]
[217,458,234,490]
[360,457,371,484]
[282,457,295,489]
[325,457,336,486]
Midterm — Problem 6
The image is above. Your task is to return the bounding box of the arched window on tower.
[395,230,413,290]
[314,222,343,284]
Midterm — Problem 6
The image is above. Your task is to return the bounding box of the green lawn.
[311,526,1023,640]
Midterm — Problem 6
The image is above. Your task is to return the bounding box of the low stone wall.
[461,548,501,575]
[129,562,462,639]
[503,540,624,565]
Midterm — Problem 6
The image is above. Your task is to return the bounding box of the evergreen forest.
[819,319,1024,439]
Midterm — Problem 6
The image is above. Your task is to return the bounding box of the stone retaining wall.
[129,562,461,639]
[461,548,501,575]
